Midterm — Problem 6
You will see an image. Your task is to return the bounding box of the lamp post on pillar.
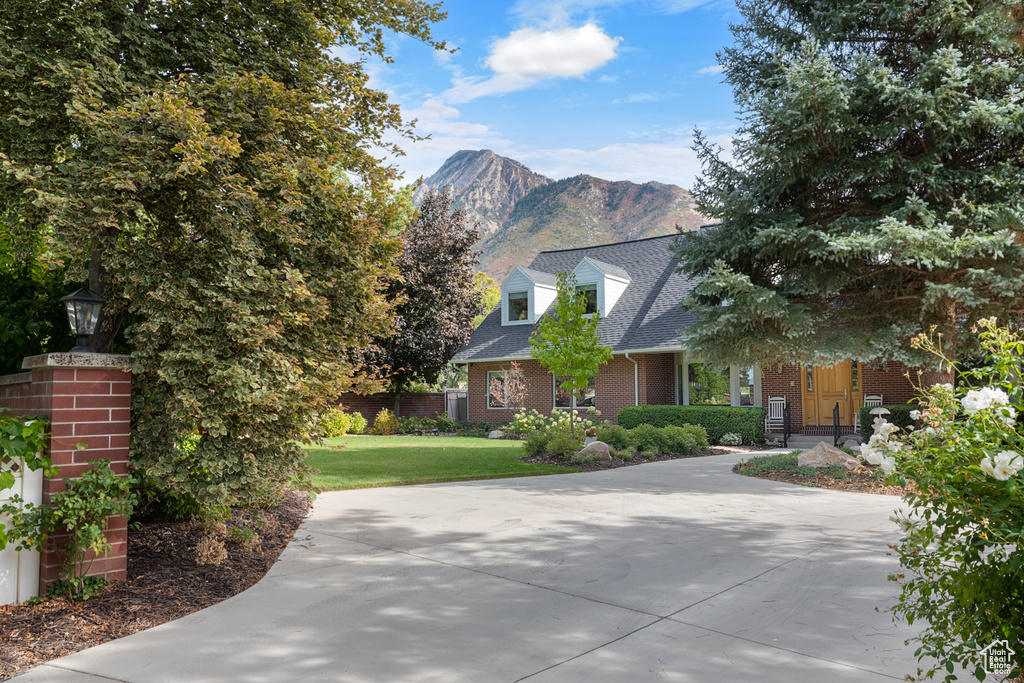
[60,288,107,353]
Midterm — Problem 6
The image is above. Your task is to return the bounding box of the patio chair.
[765,396,786,433]
[856,394,883,432]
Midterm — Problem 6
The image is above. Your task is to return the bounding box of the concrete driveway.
[15,451,921,682]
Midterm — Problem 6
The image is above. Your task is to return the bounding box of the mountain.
[416,149,553,238]
[418,150,708,280]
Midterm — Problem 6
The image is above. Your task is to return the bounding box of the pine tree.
[676,0,1024,379]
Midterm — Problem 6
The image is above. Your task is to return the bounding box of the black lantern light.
[61,288,107,353]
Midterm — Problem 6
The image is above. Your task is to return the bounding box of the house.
[452,234,916,434]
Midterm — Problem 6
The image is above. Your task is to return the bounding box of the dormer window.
[500,267,557,326]
[576,284,598,315]
[508,291,529,321]
[570,257,631,319]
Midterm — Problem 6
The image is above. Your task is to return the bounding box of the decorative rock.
[797,442,860,470]
[577,440,612,462]
[488,430,504,439]
[842,438,862,454]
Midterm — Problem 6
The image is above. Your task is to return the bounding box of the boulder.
[577,440,612,462]
[488,430,504,439]
[842,438,862,454]
[797,442,860,470]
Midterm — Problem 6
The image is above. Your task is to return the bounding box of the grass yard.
[305,435,576,491]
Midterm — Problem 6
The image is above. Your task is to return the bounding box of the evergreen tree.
[676,0,1024,379]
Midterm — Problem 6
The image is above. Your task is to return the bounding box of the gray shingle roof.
[517,267,558,287]
[453,234,699,362]
[583,258,631,281]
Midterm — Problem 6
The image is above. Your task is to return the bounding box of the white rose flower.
[909,410,921,421]
[981,451,1023,480]
[962,387,1011,414]
[861,447,883,466]
[879,455,897,473]
[868,433,888,449]
[931,383,953,391]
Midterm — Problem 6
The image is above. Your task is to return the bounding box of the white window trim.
[486,370,507,409]
[503,290,532,326]
[678,362,761,407]
[552,374,597,409]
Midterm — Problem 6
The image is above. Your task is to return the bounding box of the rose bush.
[863,319,1022,682]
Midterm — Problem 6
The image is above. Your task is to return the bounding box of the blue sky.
[367,0,742,189]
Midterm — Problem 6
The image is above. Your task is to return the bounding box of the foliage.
[0,222,75,371]
[509,407,600,437]
[859,404,919,443]
[46,577,109,601]
[629,424,669,455]
[734,452,849,479]
[719,432,743,446]
[319,407,353,438]
[0,0,450,509]
[546,433,581,459]
[570,452,601,464]
[688,364,731,405]
[522,430,550,456]
[676,0,1024,372]
[0,409,52,492]
[612,446,637,461]
[304,435,572,490]
[530,271,613,438]
[489,362,528,412]
[347,412,368,436]
[473,272,502,327]
[864,320,1023,681]
[365,188,483,410]
[617,405,766,444]
[371,409,398,436]
[0,460,137,599]
[595,424,634,450]
[131,473,203,524]
[433,412,459,433]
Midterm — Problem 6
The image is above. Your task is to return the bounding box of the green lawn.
[304,435,576,491]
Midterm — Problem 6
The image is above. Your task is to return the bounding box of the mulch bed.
[519,446,734,471]
[0,491,310,681]
[738,468,907,495]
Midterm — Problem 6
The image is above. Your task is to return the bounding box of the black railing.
[783,403,791,448]
[832,402,841,447]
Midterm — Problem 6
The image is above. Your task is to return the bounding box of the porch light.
[61,288,107,353]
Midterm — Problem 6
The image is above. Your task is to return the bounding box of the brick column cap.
[22,353,134,372]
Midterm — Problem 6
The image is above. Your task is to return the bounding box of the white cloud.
[444,24,621,103]
[698,64,726,75]
[405,98,492,137]
[513,0,717,24]
[614,92,659,104]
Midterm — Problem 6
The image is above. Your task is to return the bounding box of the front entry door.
[816,363,853,426]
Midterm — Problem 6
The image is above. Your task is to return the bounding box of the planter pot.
[584,436,597,446]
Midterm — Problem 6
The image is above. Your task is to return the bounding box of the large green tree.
[366,188,482,412]
[0,1,447,506]
[676,0,1024,378]
[530,272,612,439]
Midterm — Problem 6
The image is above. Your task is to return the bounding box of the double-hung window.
[507,291,529,321]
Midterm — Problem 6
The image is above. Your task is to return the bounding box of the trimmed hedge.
[618,405,766,444]
[860,404,918,441]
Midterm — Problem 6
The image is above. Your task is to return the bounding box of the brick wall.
[759,361,918,434]
[338,392,446,425]
[466,352,678,425]
[0,354,132,594]
[862,361,917,406]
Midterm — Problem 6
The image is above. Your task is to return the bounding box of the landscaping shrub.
[522,430,549,455]
[596,424,633,450]
[371,408,398,435]
[509,407,600,437]
[612,446,637,461]
[719,432,742,446]
[397,415,437,434]
[546,432,580,459]
[660,424,709,453]
[570,452,600,464]
[630,423,669,455]
[617,405,766,444]
[347,412,368,435]
[320,407,352,438]
[434,412,459,433]
[859,404,918,442]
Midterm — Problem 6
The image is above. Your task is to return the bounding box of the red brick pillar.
[20,353,132,593]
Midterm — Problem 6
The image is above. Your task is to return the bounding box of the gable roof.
[513,267,558,288]
[453,233,700,362]
[579,257,631,282]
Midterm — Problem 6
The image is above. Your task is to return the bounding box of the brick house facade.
[454,234,918,437]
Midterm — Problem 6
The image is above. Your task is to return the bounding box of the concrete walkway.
[15,452,922,682]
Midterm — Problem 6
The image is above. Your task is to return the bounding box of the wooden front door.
[803,362,856,426]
